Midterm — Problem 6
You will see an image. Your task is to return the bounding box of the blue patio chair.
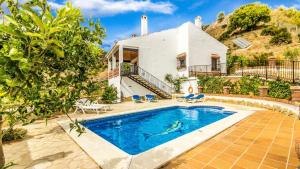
[132,95,142,103]
[145,94,157,102]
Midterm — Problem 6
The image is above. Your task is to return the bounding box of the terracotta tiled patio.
[163,110,300,169]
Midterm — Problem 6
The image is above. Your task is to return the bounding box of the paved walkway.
[3,100,300,169]
[163,110,300,169]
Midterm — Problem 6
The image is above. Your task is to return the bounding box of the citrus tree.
[0,0,105,167]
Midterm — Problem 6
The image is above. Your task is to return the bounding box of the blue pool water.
[81,106,235,155]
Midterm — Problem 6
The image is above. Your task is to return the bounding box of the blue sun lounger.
[145,94,157,102]
[132,95,142,103]
[187,94,206,103]
[178,94,195,102]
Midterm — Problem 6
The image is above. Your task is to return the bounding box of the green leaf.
[49,27,66,35]
[24,10,45,33]
[4,15,19,26]
[51,46,64,58]
[5,79,21,87]
[23,32,44,39]
[0,24,24,38]
[47,39,63,48]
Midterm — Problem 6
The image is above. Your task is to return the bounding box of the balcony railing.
[189,63,226,77]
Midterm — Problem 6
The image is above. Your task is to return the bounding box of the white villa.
[106,15,228,99]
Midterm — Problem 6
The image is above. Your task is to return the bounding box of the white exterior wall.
[177,23,189,77]
[121,77,155,98]
[119,29,180,82]
[181,78,198,95]
[187,23,227,72]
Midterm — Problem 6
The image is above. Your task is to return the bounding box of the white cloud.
[49,0,176,16]
[48,1,65,9]
[189,0,207,10]
[273,0,300,10]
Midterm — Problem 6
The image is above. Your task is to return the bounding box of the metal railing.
[230,60,300,83]
[189,63,226,77]
[121,63,173,95]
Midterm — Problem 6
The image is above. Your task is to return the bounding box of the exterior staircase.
[121,64,173,99]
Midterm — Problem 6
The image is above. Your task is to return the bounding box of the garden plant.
[0,0,105,167]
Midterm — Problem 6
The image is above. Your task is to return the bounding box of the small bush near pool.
[238,75,262,95]
[3,128,27,142]
[198,75,226,94]
[101,85,118,103]
[268,80,291,99]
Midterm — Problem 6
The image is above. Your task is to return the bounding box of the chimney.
[195,16,202,29]
[141,15,148,36]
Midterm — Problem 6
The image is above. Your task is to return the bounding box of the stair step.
[127,75,172,99]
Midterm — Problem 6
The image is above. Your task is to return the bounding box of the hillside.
[205,7,300,60]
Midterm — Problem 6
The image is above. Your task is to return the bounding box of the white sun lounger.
[74,99,111,114]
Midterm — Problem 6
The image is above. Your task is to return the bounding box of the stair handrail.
[121,63,173,96]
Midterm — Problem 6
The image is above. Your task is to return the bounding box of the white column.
[119,45,123,73]
[108,56,112,71]
[112,55,116,70]
[117,46,123,102]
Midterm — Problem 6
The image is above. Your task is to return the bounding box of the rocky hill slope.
[206,7,300,59]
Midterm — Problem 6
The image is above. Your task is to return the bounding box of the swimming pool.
[81,106,235,155]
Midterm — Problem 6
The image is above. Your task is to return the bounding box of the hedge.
[197,75,292,99]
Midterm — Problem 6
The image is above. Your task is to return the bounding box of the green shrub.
[2,128,27,142]
[283,48,299,61]
[101,86,118,103]
[226,54,249,74]
[224,80,239,94]
[238,75,262,95]
[198,75,226,94]
[164,74,186,93]
[268,80,291,99]
[228,3,271,31]
[270,28,292,45]
[218,31,231,41]
[248,53,270,66]
[261,25,279,36]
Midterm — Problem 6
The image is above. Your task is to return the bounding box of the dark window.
[177,53,187,69]
[211,57,220,71]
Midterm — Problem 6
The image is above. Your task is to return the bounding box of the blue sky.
[33,0,300,50]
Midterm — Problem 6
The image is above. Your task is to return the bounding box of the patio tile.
[202,165,217,169]
[262,157,287,168]
[193,154,215,164]
[215,153,237,163]
[265,152,288,162]
[208,158,233,168]
[234,157,260,169]
[182,159,207,169]
[258,164,276,169]
[241,153,264,162]
[231,165,246,169]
